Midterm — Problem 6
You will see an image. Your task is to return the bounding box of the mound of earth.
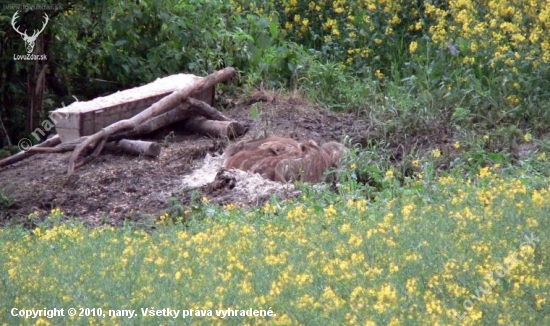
[0,93,370,226]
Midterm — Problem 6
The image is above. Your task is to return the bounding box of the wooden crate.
[51,73,215,143]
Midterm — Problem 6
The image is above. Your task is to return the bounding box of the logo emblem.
[11,11,49,54]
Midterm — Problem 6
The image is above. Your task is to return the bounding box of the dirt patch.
[0,95,370,226]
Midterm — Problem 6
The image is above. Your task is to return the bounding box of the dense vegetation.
[1,0,550,151]
[1,0,550,324]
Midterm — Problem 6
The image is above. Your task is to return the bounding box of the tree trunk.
[0,113,12,147]
[184,116,245,139]
[105,139,161,157]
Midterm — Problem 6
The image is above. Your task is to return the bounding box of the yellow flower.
[385,170,394,179]
[432,148,441,158]
[524,132,532,142]
[454,141,460,149]
[406,278,417,294]
[390,14,401,25]
[324,204,337,218]
[263,202,277,214]
[321,287,346,311]
[375,69,385,80]
[532,190,544,207]
[536,295,546,309]
[409,41,418,54]
[507,95,520,105]
[463,56,475,65]
[285,22,293,31]
[478,166,492,178]
[340,223,351,233]
[324,18,337,30]
[348,234,363,247]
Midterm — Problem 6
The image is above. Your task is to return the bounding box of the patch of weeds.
[163,192,220,226]
[296,60,381,112]
[0,148,11,158]
[0,188,13,209]
[336,138,397,200]
[38,208,65,228]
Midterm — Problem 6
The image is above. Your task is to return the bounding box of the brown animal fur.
[224,136,300,159]
[226,149,274,171]
[320,142,348,167]
[223,137,347,183]
[274,140,334,183]
[246,140,316,180]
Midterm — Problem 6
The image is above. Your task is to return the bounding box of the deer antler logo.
[11,11,49,54]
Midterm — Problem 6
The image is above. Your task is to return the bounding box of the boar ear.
[297,140,321,155]
[321,142,348,164]
[258,143,280,155]
[224,141,245,159]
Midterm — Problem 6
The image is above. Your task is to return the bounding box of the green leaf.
[258,18,269,29]
[114,39,128,46]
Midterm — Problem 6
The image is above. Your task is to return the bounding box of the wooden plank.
[51,73,215,142]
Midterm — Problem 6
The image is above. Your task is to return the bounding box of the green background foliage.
[1,0,550,147]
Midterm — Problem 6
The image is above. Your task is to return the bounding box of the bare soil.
[0,93,370,226]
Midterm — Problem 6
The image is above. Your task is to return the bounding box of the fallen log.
[28,138,161,157]
[131,106,188,136]
[67,67,237,174]
[0,135,60,169]
[184,116,245,139]
[187,98,233,122]
[130,98,233,136]
[105,139,161,157]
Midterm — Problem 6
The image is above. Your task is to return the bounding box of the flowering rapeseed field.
[232,0,550,73]
[229,0,550,121]
[1,166,549,325]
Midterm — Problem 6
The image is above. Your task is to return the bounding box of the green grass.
[1,164,549,325]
